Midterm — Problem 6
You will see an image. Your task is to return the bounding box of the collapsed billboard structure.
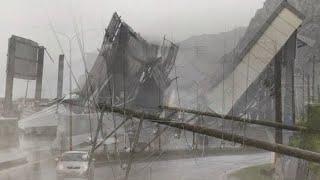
[19,12,179,143]
[81,13,179,111]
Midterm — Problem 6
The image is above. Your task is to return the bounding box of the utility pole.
[307,75,311,121]
[97,105,320,164]
[56,29,100,151]
[302,71,305,121]
[312,56,316,102]
[160,106,320,133]
[193,81,199,150]
[318,85,320,103]
[158,124,161,151]
[56,32,77,151]
[69,38,73,151]
[274,52,283,142]
[24,80,29,106]
[111,81,118,156]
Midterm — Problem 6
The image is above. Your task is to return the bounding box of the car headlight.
[87,137,92,142]
[57,163,64,170]
[81,164,89,172]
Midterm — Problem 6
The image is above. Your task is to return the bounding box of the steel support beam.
[4,38,15,115]
[35,46,45,104]
[57,54,64,99]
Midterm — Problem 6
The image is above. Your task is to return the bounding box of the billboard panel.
[10,35,39,80]
[206,3,303,115]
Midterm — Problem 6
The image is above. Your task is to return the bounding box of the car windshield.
[61,153,88,161]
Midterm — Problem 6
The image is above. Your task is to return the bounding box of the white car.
[56,151,94,180]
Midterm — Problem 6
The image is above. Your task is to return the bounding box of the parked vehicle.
[56,151,94,180]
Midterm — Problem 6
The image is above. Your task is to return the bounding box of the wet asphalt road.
[0,152,271,180]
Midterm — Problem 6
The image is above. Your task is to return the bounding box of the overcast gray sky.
[0,0,264,98]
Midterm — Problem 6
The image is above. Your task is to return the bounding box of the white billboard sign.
[10,35,39,80]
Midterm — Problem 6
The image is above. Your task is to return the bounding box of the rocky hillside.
[174,27,246,89]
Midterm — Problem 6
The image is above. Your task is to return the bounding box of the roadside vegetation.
[228,164,272,180]
[290,104,320,178]
[230,105,320,180]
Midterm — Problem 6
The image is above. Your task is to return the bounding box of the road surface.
[0,152,271,180]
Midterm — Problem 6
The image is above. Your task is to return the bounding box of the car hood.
[59,161,88,168]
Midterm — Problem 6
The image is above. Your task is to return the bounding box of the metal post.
[35,46,45,106]
[158,125,161,151]
[57,54,64,99]
[275,51,283,145]
[318,85,320,103]
[283,31,297,127]
[194,81,199,149]
[302,72,305,120]
[4,37,15,115]
[24,80,29,106]
[291,33,296,124]
[69,40,73,151]
[274,49,283,180]
[307,75,311,121]
[312,56,315,102]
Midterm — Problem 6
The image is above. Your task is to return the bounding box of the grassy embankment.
[228,164,272,180]
[230,104,320,180]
